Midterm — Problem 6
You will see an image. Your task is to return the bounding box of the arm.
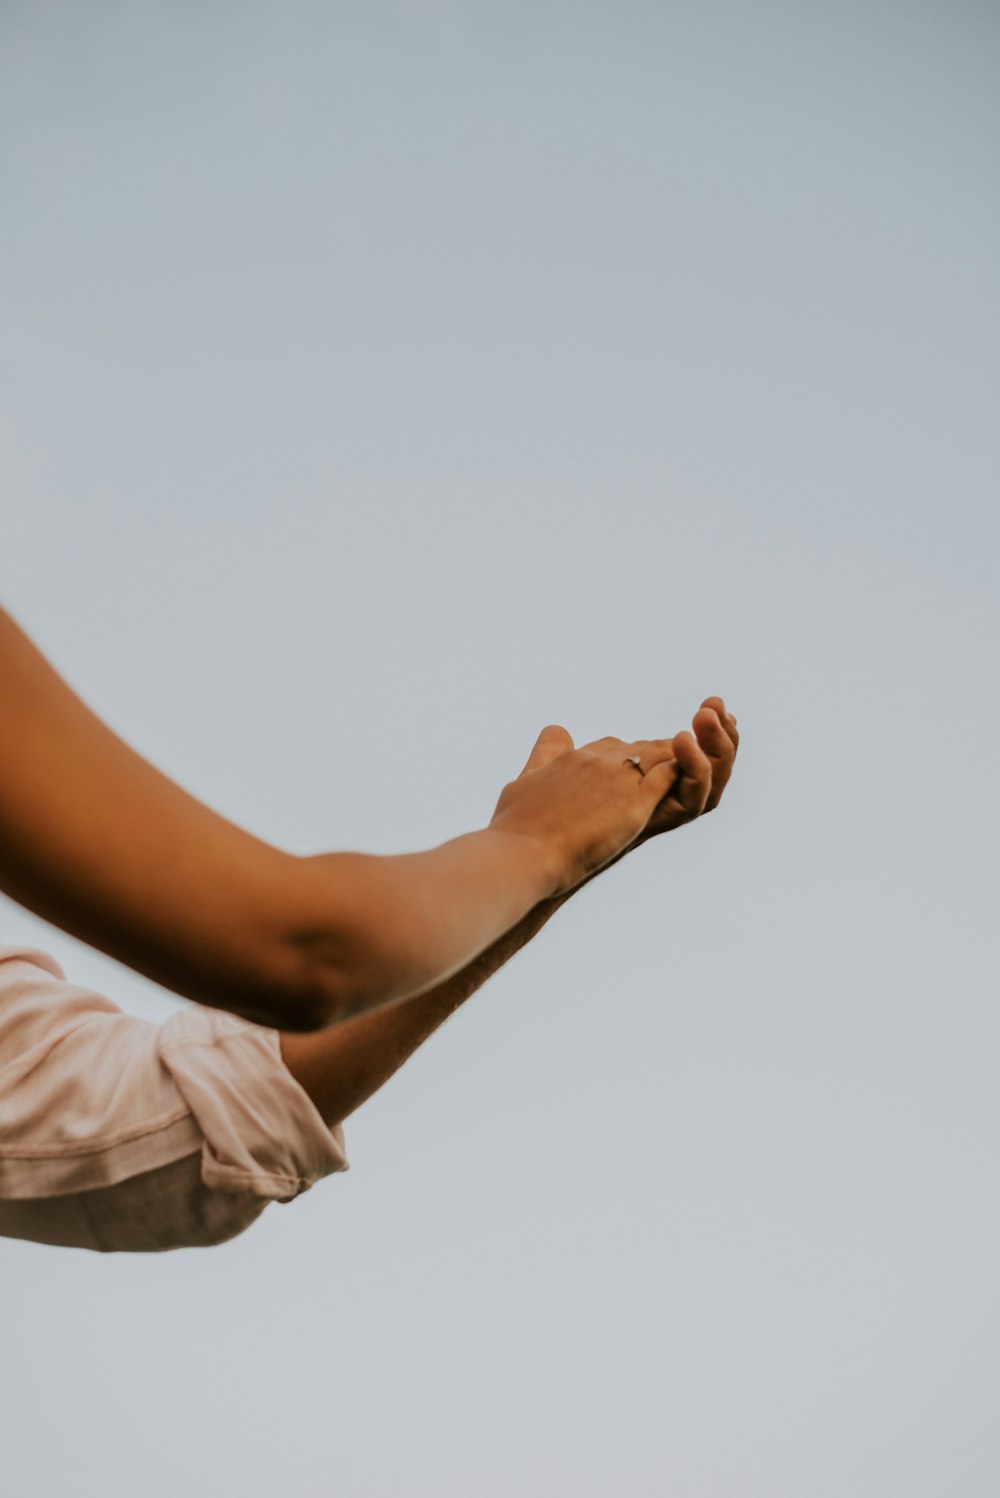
[280,891,567,1125]
[0,605,679,1031]
[280,701,739,1124]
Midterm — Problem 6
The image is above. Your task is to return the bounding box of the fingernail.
[728,713,737,725]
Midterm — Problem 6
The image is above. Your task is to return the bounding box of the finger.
[691,707,736,811]
[628,736,675,758]
[518,723,575,777]
[621,737,675,773]
[638,755,680,809]
[671,730,713,816]
[701,696,739,752]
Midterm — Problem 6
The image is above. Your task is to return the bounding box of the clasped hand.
[489,696,739,897]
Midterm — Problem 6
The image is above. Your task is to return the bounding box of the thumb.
[518,723,575,777]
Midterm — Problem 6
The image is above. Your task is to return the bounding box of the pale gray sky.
[1,3,998,1495]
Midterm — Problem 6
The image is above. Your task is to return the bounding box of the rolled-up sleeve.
[157,1006,347,1201]
[0,944,348,1252]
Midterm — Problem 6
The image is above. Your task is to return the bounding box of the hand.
[500,697,739,895]
[632,696,739,848]
[488,730,682,897]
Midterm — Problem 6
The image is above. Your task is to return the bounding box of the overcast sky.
[1,3,998,1495]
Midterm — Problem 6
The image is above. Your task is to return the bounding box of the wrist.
[481,824,563,904]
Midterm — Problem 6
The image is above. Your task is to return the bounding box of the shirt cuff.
[157,1006,348,1201]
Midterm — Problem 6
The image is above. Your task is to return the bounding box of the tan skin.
[1,602,738,1142]
[0,604,737,1036]
[280,700,739,1125]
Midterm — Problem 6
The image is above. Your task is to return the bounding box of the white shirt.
[0,942,347,1252]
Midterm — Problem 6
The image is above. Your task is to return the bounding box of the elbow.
[266,920,388,1034]
[271,986,338,1035]
[268,946,361,1034]
[263,850,413,1033]
[277,935,417,1033]
[221,850,359,1033]
[219,926,360,1034]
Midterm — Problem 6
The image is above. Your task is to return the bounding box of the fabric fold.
[157,1005,348,1200]
[0,942,348,1250]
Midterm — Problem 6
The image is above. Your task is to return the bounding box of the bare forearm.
[279,699,741,1122]
[0,606,560,1030]
[291,827,559,1024]
[2,603,724,1039]
[278,832,660,1122]
[280,889,567,1125]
